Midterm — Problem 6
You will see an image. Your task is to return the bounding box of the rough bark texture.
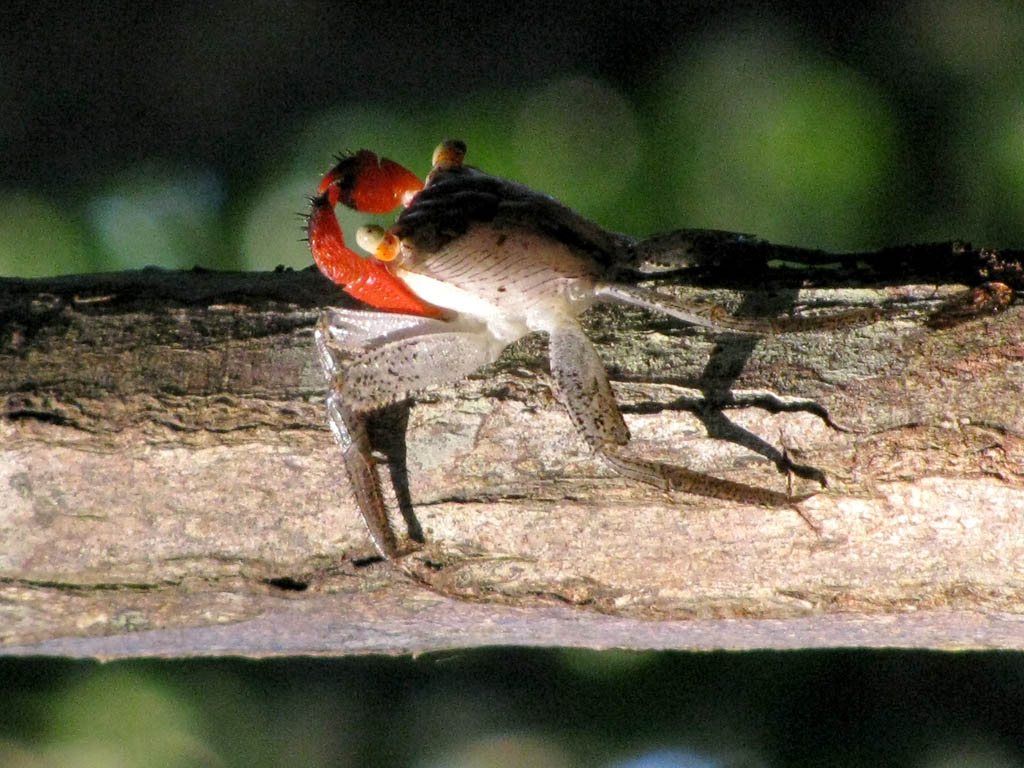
[2,243,1023,656]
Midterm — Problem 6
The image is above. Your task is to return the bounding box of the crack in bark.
[0,577,177,592]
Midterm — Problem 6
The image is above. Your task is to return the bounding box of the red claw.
[308,154,441,317]
[318,150,424,213]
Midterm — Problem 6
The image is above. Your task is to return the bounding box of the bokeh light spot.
[0,192,95,278]
[513,76,642,227]
[86,164,225,271]
[656,28,897,249]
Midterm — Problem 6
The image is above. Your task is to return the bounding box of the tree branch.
[2,241,1022,656]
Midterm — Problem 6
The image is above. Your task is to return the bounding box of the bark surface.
[2,244,1022,656]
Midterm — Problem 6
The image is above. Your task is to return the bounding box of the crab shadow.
[365,401,425,546]
[691,285,827,486]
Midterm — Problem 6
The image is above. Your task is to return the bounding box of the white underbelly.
[394,268,531,343]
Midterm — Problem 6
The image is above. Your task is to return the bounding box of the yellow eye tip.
[356,226,401,262]
[356,225,385,254]
[431,139,467,169]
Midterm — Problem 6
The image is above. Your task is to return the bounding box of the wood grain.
[2,247,1022,655]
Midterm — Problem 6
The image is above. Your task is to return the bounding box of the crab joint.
[356,225,401,262]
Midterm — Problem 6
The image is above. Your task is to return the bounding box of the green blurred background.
[3,0,1024,765]
[3,0,1023,281]
[3,651,1024,767]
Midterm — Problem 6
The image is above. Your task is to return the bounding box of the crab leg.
[308,151,441,317]
[316,309,506,558]
[547,313,806,507]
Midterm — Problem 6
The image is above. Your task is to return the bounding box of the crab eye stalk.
[355,225,402,262]
[431,139,466,170]
[355,225,385,253]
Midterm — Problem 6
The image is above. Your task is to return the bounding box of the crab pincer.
[318,150,424,213]
[307,150,441,317]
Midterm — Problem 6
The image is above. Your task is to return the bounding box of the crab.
[308,140,834,559]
